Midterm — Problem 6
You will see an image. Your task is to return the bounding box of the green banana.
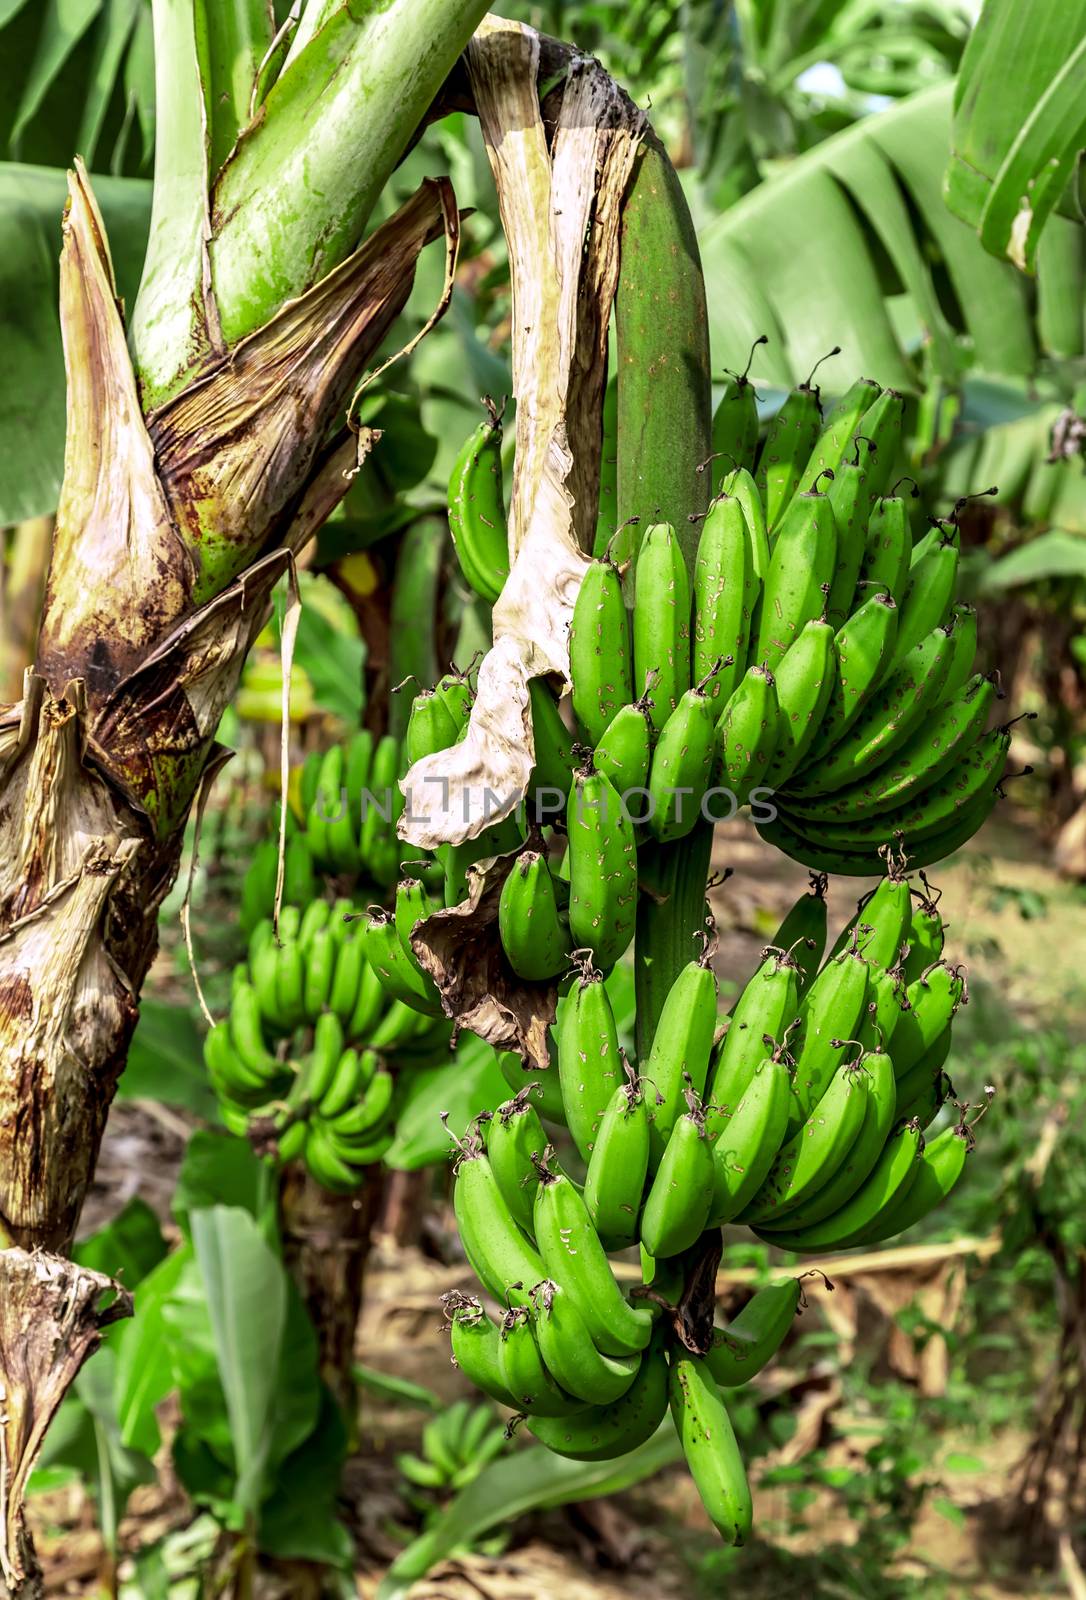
[859,482,916,607]
[758,1118,923,1252]
[304,1119,365,1193]
[706,945,801,1115]
[811,674,998,822]
[786,947,870,1128]
[797,374,881,489]
[693,493,756,707]
[359,734,403,887]
[847,871,913,969]
[940,603,979,701]
[824,434,878,624]
[298,897,331,948]
[704,1278,803,1386]
[709,1053,792,1225]
[763,617,836,787]
[327,1062,392,1135]
[715,664,780,807]
[497,850,572,982]
[302,926,336,1017]
[768,875,828,994]
[758,785,1002,876]
[644,948,719,1161]
[452,1140,547,1309]
[556,958,622,1160]
[528,678,577,805]
[447,399,510,604]
[584,1065,651,1250]
[891,528,959,670]
[443,1293,518,1409]
[306,1011,347,1106]
[633,521,692,731]
[754,481,837,671]
[528,1280,641,1405]
[903,882,945,984]
[718,467,771,589]
[670,1355,752,1546]
[640,1093,715,1258]
[570,553,634,744]
[533,1164,653,1355]
[646,668,721,843]
[857,1119,970,1245]
[762,1047,896,1230]
[785,622,956,801]
[740,1052,869,1224]
[359,906,442,1017]
[709,338,765,488]
[567,760,638,969]
[497,1309,585,1417]
[594,679,655,793]
[485,1089,547,1233]
[891,961,967,1078]
[346,958,385,1041]
[394,875,440,978]
[795,590,898,772]
[406,690,460,765]
[228,981,278,1081]
[305,745,345,870]
[855,387,906,495]
[527,1330,669,1460]
[758,353,835,529]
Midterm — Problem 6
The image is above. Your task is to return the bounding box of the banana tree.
[0,3,491,1591]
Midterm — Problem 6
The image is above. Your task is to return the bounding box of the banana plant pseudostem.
[0,3,488,1591]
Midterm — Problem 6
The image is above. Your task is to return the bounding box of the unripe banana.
[859,483,916,607]
[824,435,879,623]
[758,1118,923,1251]
[705,1278,803,1386]
[528,1329,669,1460]
[406,690,460,765]
[640,1093,715,1258]
[447,400,510,604]
[533,1164,653,1355]
[763,617,836,788]
[647,669,720,842]
[670,1355,752,1546]
[706,945,800,1118]
[498,1308,586,1418]
[633,521,691,731]
[757,357,833,530]
[452,1140,546,1309]
[692,494,756,706]
[715,664,780,806]
[498,850,572,982]
[856,1119,970,1245]
[644,949,719,1162]
[443,1293,518,1409]
[528,1280,641,1405]
[754,484,837,671]
[556,958,622,1161]
[787,946,870,1128]
[566,760,638,969]
[594,681,654,794]
[796,374,881,490]
[768,875,828,994]
[484,1089,547,1233]
[584,1066,651,1250]
[709,1052,791,1225]
[795,590,898,773]
[740,1052,869,1225]
[710,343,763,487]
[570,553,634,744]
[891,528,959,670]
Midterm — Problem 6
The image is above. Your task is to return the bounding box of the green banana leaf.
[698,80,1078,392]
[945,0,1086,272]
[0,161,150,524]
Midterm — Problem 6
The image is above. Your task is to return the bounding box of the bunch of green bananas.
[443,869,985,1542]
[204,893,452,1188]
[559,376,1009,877]
[396,1398,508,1502]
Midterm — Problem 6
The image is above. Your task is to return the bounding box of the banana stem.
[634,822,714,1061]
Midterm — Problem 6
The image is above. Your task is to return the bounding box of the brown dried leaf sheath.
[399,19,645,850]
[411,851,557,1072]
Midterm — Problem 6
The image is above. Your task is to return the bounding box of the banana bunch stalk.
[443,871,988,1544]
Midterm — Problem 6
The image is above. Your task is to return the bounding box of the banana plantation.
[2,0,1086,1596]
